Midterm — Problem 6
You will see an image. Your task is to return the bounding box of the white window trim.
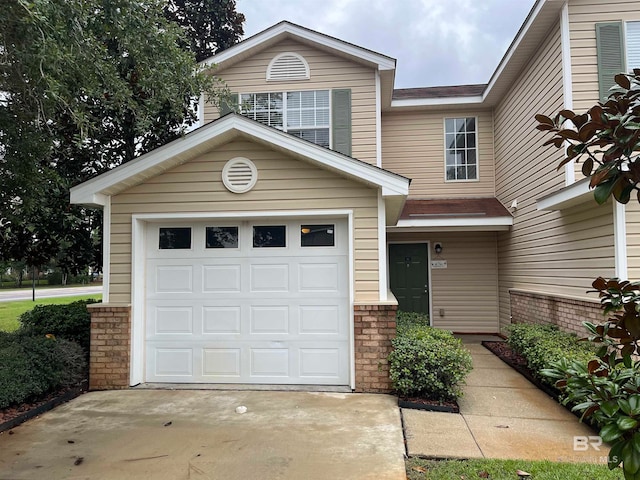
[266,52,310,81]
[238,89,331,149]
[443,116,480,183]
[624,20,640,72]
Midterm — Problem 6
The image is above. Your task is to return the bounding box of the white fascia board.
[70,115,409,204]
[536,178,593,211]
[388,1,558,110]
[201,23,396,72]
[390,96,483,109]
[229,118,409,196]
[484,0,547,99]
[394,216,513,229]
[69,121,233,205]
[69,191,108,207]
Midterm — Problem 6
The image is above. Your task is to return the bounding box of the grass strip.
[406,457,622,480]
[0,295,102,332]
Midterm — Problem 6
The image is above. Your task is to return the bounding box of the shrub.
[18,299,98,355]
[506,323,597,386]
[0,332,86,409]
[389,312,472,402]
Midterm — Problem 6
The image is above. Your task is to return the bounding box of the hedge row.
[0,300,95,409]
[506,323,597,387]
[389,312,472,402]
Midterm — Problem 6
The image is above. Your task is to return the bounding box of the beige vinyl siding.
[568,0,640,181]
[627,201,640,281]
[108,140,379,303]
[569,0,640,111]
[205,39,377,164]
[387,231,499,333]
[495,19,616,330]
[381,111,495,198]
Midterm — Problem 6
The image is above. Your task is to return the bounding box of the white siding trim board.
[377,191,388,301]
[103,197,111,303]
[614,202,628,279]
[561,2,575,186]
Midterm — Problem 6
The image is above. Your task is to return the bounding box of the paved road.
[0,285,102,302]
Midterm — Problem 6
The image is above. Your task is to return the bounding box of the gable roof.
[70,114,410,223]
[199,21,397,108]
[389,0,566,110]
[393,85,486,100]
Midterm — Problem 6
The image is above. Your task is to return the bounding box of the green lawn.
[407,458,622,480]
[0,295,102,332]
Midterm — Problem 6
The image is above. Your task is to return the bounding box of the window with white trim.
[239,90,330,148]
[627,21,640,70]
[445,117,478,181]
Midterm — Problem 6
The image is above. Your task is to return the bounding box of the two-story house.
[71,0,640,393]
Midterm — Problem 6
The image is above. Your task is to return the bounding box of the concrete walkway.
[402,336,609,464]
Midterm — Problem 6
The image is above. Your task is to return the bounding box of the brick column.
[510,289,603,336]
[353,304,397,393]
[87,304,131,390]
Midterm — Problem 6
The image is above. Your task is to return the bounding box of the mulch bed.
[0,381,87,434]
[482,341,560,400]
[398,397,459,413]
[481,341,561,400]
[482,340,600,430]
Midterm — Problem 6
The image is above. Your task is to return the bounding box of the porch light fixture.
[434,243,443,255]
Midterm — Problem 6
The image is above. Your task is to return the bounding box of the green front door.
[389,243,429,315]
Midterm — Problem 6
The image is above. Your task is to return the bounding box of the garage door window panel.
[301,224,335,247]
[206,226,239,248]
[159,227,192,250]
[253,225,286,248]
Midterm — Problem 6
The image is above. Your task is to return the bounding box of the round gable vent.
[222,157,258,193]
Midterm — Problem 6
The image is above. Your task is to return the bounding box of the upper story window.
[596,21,640,100]
[627,21,640,70]
[240,90,330,148]
[445,117,478,182]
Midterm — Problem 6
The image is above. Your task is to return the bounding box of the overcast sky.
[235,0,537,88]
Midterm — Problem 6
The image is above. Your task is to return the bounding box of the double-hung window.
[239,90,330,148]
[445,117,478,181]
[596,21,640,100]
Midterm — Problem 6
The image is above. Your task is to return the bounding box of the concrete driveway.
[0,390,406,480]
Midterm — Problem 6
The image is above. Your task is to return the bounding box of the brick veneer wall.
[509,289,603,336]
[87,304,131,390]
[353,304,397,393]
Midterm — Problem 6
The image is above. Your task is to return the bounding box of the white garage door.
[144,218,350,385]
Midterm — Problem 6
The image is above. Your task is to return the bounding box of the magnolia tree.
[537,70,640,480]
